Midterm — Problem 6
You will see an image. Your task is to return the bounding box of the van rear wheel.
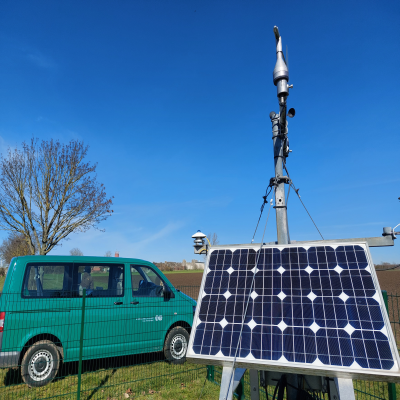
[21,340,60,387]
[164,326,189,365]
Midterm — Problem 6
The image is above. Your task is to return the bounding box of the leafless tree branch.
[0,139,114,255]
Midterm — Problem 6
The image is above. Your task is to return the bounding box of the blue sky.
[0,0,399,263]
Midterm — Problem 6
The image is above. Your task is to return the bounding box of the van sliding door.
[68,263,128,362]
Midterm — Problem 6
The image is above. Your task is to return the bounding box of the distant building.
[182,259,204,270]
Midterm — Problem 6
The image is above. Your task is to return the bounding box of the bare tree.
[207,232,219,246]
[70,248,83,256]
[0,233,32,266]
[0,138,114,255]
[104,250,112,257]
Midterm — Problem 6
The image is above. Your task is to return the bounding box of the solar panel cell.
[210,327,223,355]
[192,322,205,353]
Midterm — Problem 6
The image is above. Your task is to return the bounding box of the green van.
[0,256,196,387]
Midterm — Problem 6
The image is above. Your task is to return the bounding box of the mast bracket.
[269,176,290,187]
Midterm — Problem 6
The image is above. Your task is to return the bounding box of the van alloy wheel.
[28,349,54,381]
[21,340,61,387]
[170,334,187,359]
[164,326,189,365]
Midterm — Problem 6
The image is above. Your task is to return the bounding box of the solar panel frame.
[186,241,400,383]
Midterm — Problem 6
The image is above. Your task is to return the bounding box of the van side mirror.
[163,286,175,300]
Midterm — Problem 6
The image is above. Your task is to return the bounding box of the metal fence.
[0,285,203,399]
[0,286,398,399]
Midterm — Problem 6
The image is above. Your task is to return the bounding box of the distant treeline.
[374,262,400,271]
[153,262,187,272]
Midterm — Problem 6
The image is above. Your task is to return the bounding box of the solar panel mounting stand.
[218,367,246,400]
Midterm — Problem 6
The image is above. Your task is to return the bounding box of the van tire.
[164,326,189,365]
[21,340,61,387]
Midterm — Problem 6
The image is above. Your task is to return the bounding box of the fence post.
[207,365,215,383]
[382,290,397,400]
[77,289,86,400]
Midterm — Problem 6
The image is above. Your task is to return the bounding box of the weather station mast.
[270,25,291,246]
[264,25,355,400]
[189,26,400,400]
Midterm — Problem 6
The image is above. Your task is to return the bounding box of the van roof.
[13,255,154,264]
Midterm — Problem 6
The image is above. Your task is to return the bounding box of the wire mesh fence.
[0,279,201,400]
[0,284,398,399]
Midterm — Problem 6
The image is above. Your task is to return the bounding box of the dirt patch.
[376,271,400,294]
[376,271,400,345]
[166,272,203,287]
[166,273,203,300]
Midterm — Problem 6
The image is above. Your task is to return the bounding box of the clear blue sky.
[0,0,399,264]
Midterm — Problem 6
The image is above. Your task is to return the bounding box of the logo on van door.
[136,315,163,322]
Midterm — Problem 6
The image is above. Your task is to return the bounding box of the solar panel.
[186,243,400,381]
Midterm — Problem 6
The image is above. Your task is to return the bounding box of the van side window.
[130,265,164,297]
[22,263,71,297]
[72,264,124,297]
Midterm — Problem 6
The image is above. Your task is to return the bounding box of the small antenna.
[273,26,280,41]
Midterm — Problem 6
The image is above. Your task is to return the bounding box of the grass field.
[0,360,219,400]
[0,357,397,400]
[162,270,203,275]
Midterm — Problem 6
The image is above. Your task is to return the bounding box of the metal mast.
[268,27,356,400]
[270,26,291,245]
[270,26,300,399]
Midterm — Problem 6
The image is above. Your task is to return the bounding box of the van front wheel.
[21,340,61,387]
[164,326,189,365]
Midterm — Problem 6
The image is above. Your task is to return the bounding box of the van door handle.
[114,301,123,305]
[131,301,139,305]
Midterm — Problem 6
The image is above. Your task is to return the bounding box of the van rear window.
[23,264,68,297]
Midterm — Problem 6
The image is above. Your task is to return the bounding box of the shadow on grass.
[3,368,22,386]
[85,368,117,400]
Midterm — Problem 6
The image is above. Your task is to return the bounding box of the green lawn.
[163,270,203,275]
[0,359,397,400]
[0,361,219,400]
